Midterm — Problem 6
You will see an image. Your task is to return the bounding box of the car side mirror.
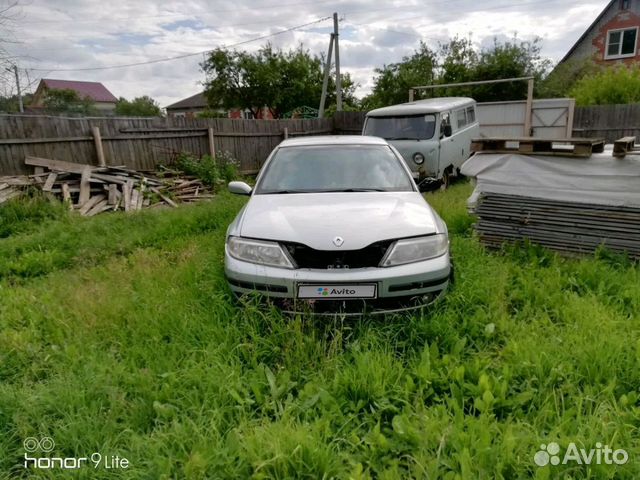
[443,124,452,137]
[228,181,252,195]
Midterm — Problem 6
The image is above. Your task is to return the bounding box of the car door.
[438,111,456,178]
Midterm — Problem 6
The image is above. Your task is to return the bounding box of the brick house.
[559,0,640,66]
[31,79,117,113]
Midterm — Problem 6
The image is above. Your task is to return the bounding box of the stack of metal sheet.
[472,193,640,259]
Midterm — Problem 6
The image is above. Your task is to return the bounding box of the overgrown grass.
[0,182,638,479]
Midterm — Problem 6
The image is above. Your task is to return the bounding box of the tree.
[361,42,437,110]
[471,38,550,102]
[43,89,97,115]
[0,92,31,112]
[537,59,597,98]
[115,96,162,116]
[201,43,355,119]
[569,65,640,106]
[363,37,552,109]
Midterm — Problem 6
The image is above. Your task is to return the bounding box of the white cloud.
[3,0,608,105]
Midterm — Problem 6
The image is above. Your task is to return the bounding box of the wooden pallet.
[471,137,605,157]
[613,136,639,158]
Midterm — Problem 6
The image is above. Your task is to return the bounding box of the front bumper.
[224,248,451,305]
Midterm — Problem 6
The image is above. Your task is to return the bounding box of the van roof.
[366,97,475,117]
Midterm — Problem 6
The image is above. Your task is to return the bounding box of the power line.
[24,16,331,72]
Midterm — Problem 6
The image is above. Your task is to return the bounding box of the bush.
[175,151,240,189]
[570,65,640,105]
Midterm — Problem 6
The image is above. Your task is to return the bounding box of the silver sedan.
[224,135,452,315]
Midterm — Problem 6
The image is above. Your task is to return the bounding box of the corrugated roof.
[165,91,208,110]
[41,79,118,103]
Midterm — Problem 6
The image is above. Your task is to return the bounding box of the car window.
[456,108,467,128]
[363,114,436,140]
[256,145,415,193]
[466,106,476,123]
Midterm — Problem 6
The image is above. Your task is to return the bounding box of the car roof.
[278,135,389,147]
[366,97,475,117]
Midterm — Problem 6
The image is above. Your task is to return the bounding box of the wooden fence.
[571,104,640,142]
[3,104,640,175]
[0,115,333,175]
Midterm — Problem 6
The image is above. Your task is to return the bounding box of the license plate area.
[297,284,377,300]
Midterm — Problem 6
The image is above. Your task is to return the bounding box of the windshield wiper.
[386,137,420,141]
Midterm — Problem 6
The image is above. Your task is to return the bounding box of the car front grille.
[282,240,394,269]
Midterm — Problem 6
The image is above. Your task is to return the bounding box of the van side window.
[456,108,467,128]
[466,106,476,123]
[440,112,451,135]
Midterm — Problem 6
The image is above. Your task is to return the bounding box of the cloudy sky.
[0,0,607,107]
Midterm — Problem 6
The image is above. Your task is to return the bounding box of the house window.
[620,0,630,10]
[605,27,638,59]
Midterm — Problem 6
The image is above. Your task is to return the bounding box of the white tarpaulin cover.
[461,150,640,208]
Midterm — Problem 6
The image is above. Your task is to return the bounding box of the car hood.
[238,192,440,250]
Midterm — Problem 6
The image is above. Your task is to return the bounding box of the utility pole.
[318,33,334,118]
[333,12,342,112]
[11,65,23,113]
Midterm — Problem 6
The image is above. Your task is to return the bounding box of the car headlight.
[227,236,294,269]
[380,234,448,267]
[413,152,425,165]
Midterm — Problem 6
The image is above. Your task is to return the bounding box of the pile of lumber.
[472,193,640,259]
[0,176,31,205]
[0,156,214,215]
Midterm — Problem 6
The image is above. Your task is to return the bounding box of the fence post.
[208,127,216,159]
[92,126,106,167]
[283,127,289,140]
[524,78,534,137]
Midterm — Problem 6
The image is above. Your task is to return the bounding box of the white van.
[363,97,479,189]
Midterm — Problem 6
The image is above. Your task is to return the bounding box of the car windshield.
[364,114,437,140]
[256,145,415,194]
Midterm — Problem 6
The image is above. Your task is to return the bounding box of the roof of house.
[40,79,118,103]
[165,91,208,110]
[559,0,616,64]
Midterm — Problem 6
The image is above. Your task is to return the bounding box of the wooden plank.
[123,180,133,212]
[78,194,105,215]
[92,126,107,167]
[26,156,94,174]
[85,199,110,217]
[150,187,178,207]
[130,188,140,211]
[107,184,118,205]
[78,166,92,206]
[42,173,58,192]
[61,182,72,206]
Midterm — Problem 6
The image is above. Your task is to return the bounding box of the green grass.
[0,182,639,479]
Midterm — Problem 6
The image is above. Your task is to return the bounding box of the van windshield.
[364,114,436,140]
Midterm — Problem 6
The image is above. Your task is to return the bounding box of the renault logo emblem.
[333,236,344,247]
